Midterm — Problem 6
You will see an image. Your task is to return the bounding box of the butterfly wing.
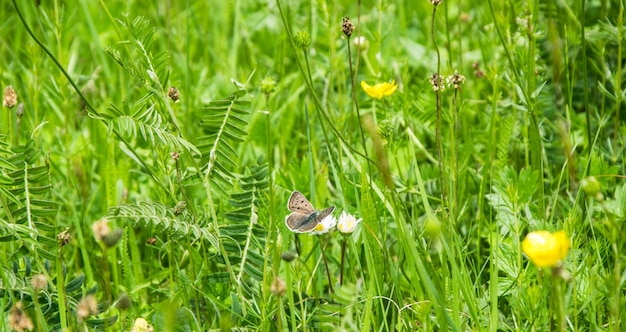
[287,190,315,213]
[285,206,336,233]
[285,212,317,233]
[316,206,335,220]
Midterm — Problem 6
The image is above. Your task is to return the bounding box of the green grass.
[1,0,625,331]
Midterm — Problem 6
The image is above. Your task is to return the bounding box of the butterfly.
[285,190,335,233]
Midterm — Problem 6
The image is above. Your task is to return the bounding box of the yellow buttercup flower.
[522,230,570,268]
[361,80,398,99]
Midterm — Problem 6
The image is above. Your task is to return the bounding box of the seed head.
[271,277,286,297]
[115,293,132,310]
[168,87,180,103]
[429,73,446,92]
[16,103,24,118]
[76,295,98,323]
[472,62,485,78]
[102,229,124,248]
[3,85,17,108]
[446,71,466,89]
[92,218,111,242]
[57,229,71,247]
[8,302,33,332]
[30,274,48,291]
[341,17,355,38]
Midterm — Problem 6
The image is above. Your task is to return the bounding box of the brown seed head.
[92,218,111,242]
[77,295,98,322]
[341,17,354,38]
[271,277,286,297]
[168,87,180,103]
[429,73,446,92]
[446,71,466,89]
[30,274,48,291]
[57,229,71,247]
[8,302,34,332]
[4,85,17,108]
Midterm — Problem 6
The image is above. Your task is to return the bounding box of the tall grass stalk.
[431,3,445,207]
[345,20,372,181]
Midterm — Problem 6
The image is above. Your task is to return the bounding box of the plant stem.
[552,271,565,331]
[346,36,373,183]
[431,5,446,210]
[340,236,347,285]
[56,245,68,330]
[320,238,334,293]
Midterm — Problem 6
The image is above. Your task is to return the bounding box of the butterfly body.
[285,191,335,233]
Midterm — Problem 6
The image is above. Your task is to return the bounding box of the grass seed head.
[30,274,48,291]
[168,87,180,102]
[341,17,354,38]
[3,85,17,108]
[8,302,33,332]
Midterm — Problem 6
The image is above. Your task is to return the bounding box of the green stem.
[431,5,446,209]
[320,238,334,293]
[261,93,276,330]
[612,1,624,153]
[56,245,68,330]
[346,36,373,184]
[340,237,347,285]
[552,271,565,331]
[451,89,459,222]
[581,0,592,163]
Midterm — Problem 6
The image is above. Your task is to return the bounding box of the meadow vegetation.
[1,0,625,330]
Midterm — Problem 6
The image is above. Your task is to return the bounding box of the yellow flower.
[522,230,570,268]
[361,80,398,99]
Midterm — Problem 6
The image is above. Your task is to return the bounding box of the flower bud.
[424,216,442,237]
[580,176,601,199]
[294,31,311,49]
[260,76,277,95]
[271,277,286,297]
